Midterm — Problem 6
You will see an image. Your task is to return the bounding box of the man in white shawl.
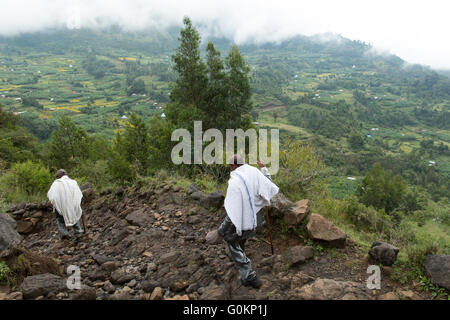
[206,155,279,289]
[47,169,84,240]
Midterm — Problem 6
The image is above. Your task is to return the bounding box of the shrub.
[9,160,52,195]
[356,162,407,214]
[0,261,10,283]
[71,159,112,190]
[275,140,326,199]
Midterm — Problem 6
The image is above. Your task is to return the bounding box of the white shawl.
[47,175,83,227]
[224,164,279,236]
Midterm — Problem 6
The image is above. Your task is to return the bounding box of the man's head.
[56,169,67,179]
[229,154,245,172]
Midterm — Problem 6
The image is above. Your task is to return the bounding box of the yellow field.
[54,106,82,113]
[0,85,22,91]
[317,73,335,78]
[94,99,119,107]
[119,57,137,61]
[400,144,412,153]
[305,82,318,89]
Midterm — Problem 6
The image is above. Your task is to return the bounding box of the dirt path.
[9,184,430,300]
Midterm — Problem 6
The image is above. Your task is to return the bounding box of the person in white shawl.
[47,169,84,240]
[206,155,279,289]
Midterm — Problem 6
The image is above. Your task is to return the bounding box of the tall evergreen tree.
[49,116,91,169]
[167,16,208,131]
[224,45,253,129]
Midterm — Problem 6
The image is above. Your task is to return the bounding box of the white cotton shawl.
[224,164,279,236]
[47,176,83,227]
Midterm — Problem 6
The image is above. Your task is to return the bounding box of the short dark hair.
[56,169,67,178]
[229,154,245,167]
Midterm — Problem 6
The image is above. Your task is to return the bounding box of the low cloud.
[0,0,449,69]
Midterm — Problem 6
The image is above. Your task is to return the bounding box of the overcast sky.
[1,0,449,69]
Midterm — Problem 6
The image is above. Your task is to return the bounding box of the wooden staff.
[264,206,274,255]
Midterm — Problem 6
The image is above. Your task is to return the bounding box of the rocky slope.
[0,181,441,300]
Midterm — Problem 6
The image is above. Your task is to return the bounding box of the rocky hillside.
[0,181,447,300]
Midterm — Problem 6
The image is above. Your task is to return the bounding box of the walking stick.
[264,206,274,255]
[81,212,87,234]
[81,200,88,234]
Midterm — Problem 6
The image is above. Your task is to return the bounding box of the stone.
[92,254,114,265]
[290,272,315,289]
[165,294,189,300]
[269,193,294,218]
[110,228,132,246]
[378,292,399,300]
[87,268,110,281]
[16,220,36,234]
[171,280,189,292]
[160,251,178,264]
[189,191,205,201]
[114,186,125,196]
[6,292,23,300]
[297,278,370,300]
[80,183,93,191]
[102,261,120,272]
[104,281,115,293]
[288,245,314,266]
[200,191,225,209]
[368,241,399,266]
[147,262,157,272]
[110,269,137,285]
[199,283,226,300]
[125,208,153,227]
[285,199,310,226]
[398,290,422,300]
[175,211,183,217]
[141,280,159,293]
[150,287,163,300]
[142,251,153,258]
[21,274,66,299]
[81,188,95,202]
[186,183,201,196]
[423,255,450,290]
[0,213,22,258]
[72,287,97,300]
[306,214,347,248]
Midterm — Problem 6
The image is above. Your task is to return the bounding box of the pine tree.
[167,16,208,131]
[224,45,253,129]
[49,116,91,169]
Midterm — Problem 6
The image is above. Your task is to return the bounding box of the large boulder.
[285,199,310,226]
[110,268,138,285]
[199,283,226,300]
[21,274,66,299]
[306,214,346,248]
[288,245,314,266]
[200,191,225,209]
[368,241,399,266]
[186,183,201,196]
[424,255,450,290]
[297,278,370,300]
[125,207,153,227]
[269,193,294,218]
[16,219,37,235]
[0,213,22,258]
